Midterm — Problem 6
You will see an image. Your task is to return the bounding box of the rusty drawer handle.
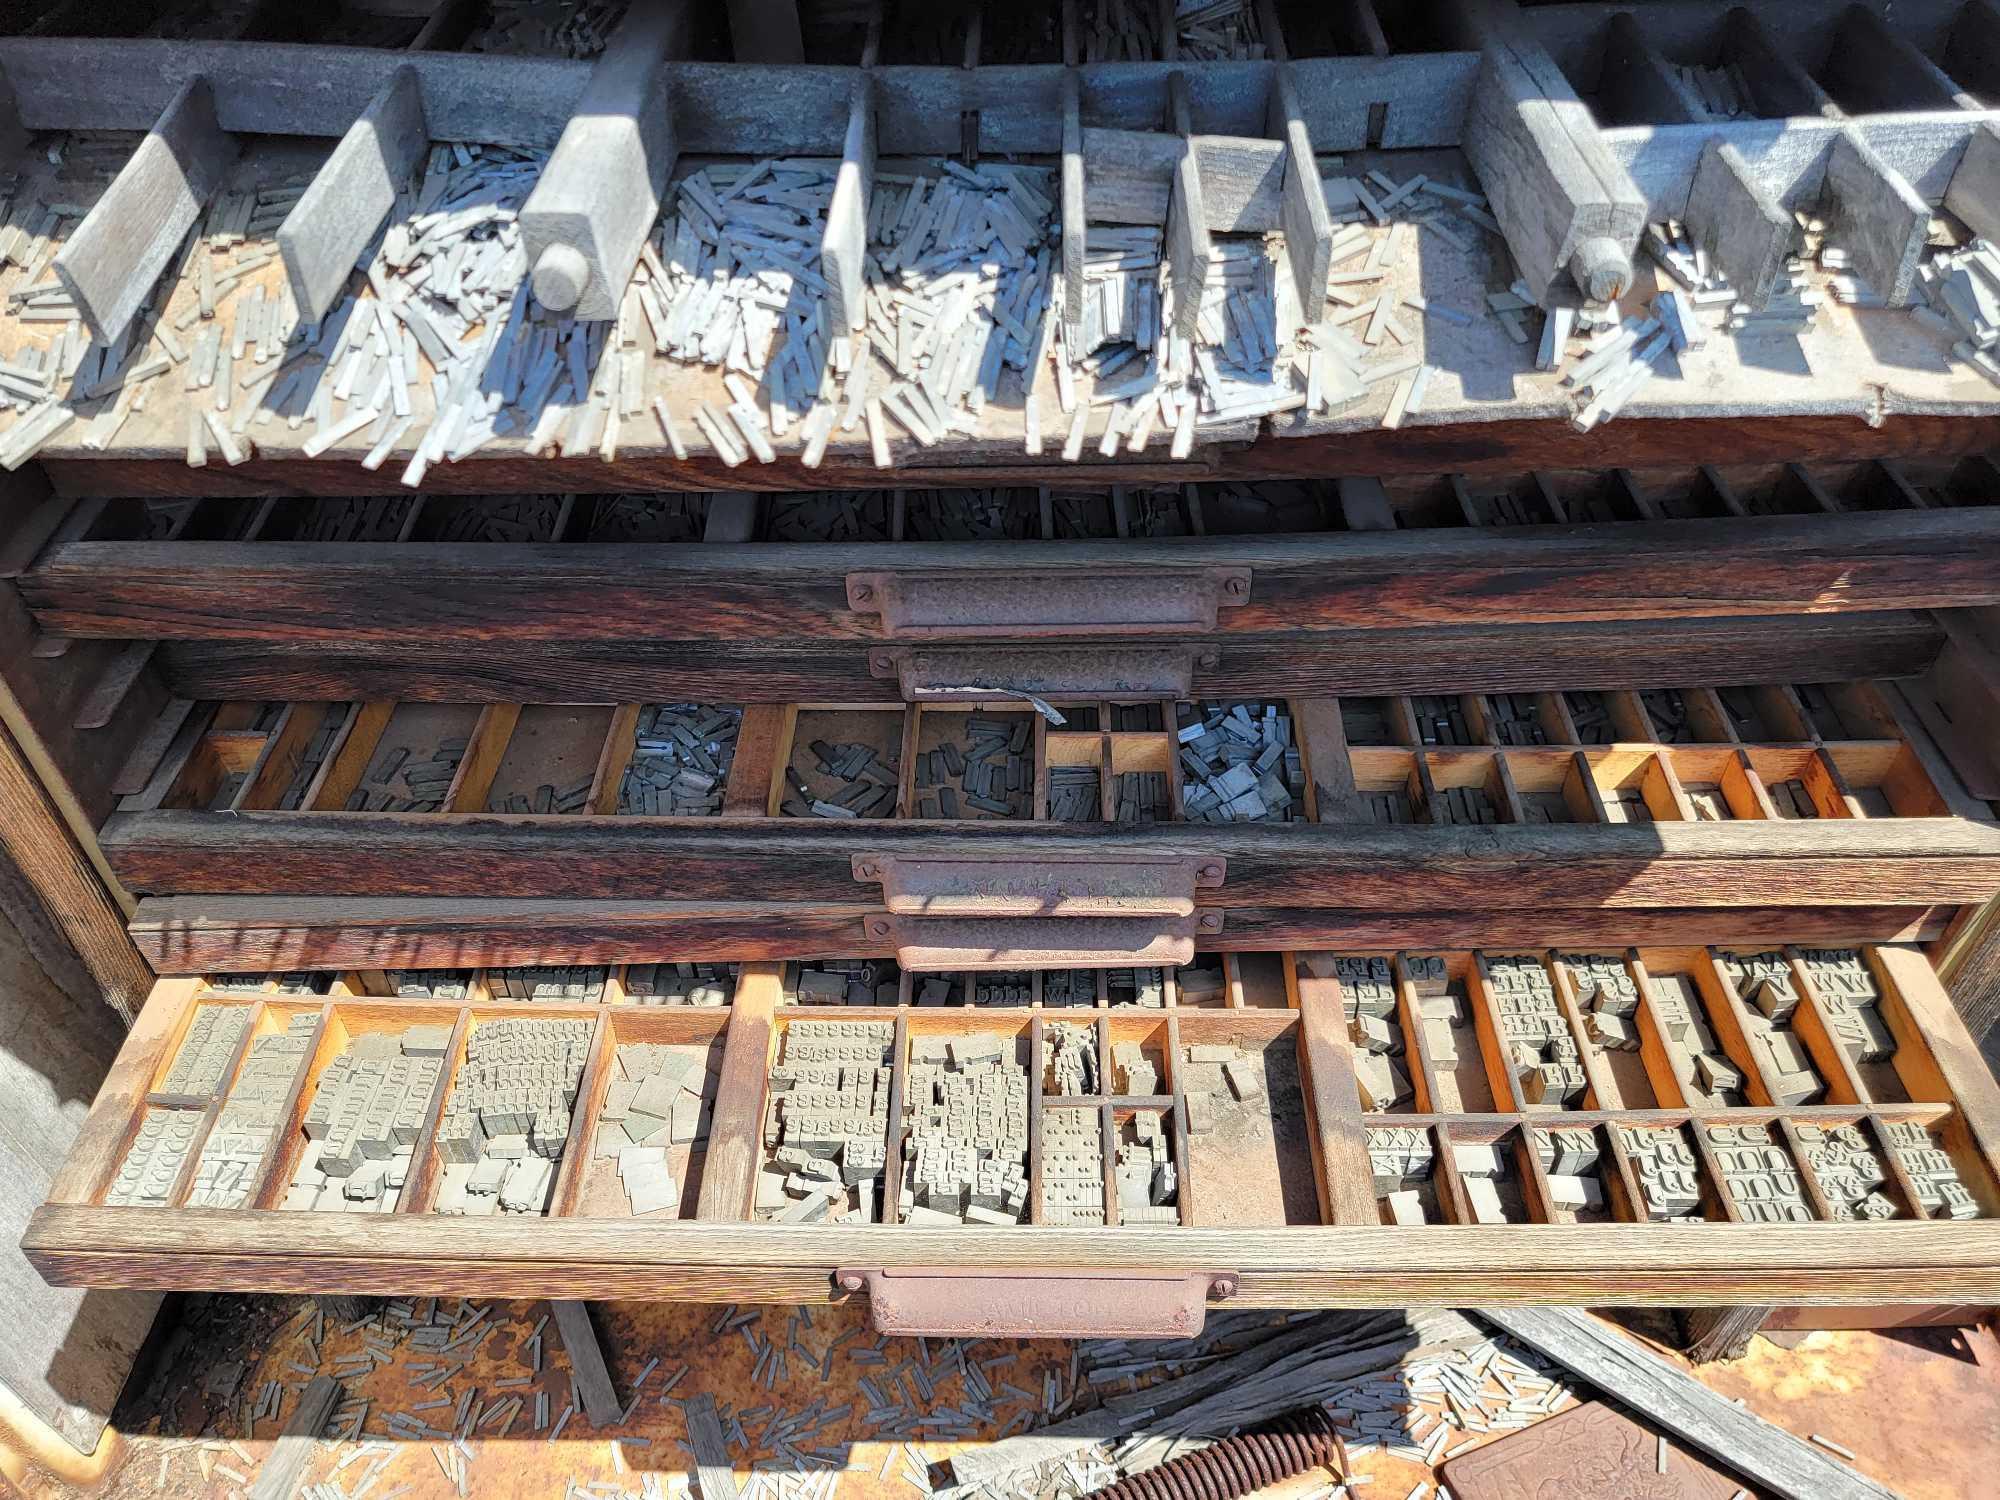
[835,1267,1237,1338]
[853,854,1225,917]
[866,913,1219,970]
[870,644,1218,701]
[847,568,1251,639]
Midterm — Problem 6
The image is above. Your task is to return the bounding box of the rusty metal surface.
[852,853,1225,917]
[845,569,1251,639]
[836,1269,1236,1339]
[1692,1324,2000,1500]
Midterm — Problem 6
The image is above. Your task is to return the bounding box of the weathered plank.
[1687,136,1791,309]
[54,77,237,345]
[1480,1306,1900,1500]
[249,1375,344,1500]
[29,511,2000,643]
[119,894,1953,973]
[278,66,428,325]
[96,811,2000,913]
[146,612,1947,705]
[1946,121,2000,243]
[549,1300,621,1426]
[820,71,874,333]
[1825,126,1930,307]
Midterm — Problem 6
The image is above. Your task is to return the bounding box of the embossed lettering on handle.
[847,568,1250,638]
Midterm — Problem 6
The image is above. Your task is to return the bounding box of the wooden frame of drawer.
[25,942,2000,1307]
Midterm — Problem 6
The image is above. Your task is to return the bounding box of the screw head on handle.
[531,244,591,312]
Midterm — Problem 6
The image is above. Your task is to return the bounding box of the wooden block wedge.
[54,77,237,346]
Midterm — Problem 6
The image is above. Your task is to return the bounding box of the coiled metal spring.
[1087,1406,1343,1500]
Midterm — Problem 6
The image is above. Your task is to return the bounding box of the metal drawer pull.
[853,854,1225,917]
[846,568,1251,639]
[835,1267,1237,1338]
[867,914,1217,970]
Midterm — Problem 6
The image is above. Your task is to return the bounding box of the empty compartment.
[429,1012,597,1218]
[574,1011,727,1218]
[913,707,1036,821]
[1583,748,1685,823]
[1663,747,1763,821]
[1717,685,1812,743]
[1502,750,1597,824]
[1405,953,1498,1114]
[612,703,742,816]
[1823,743,1948,818]
[1178,1015,1322,1226]
[1197,481,1331,534]
[1231,951,1294,1009]
[163,728,267,810]
[483,705,613,814]
[1339,696,1402,745]
[781,707,904,819]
